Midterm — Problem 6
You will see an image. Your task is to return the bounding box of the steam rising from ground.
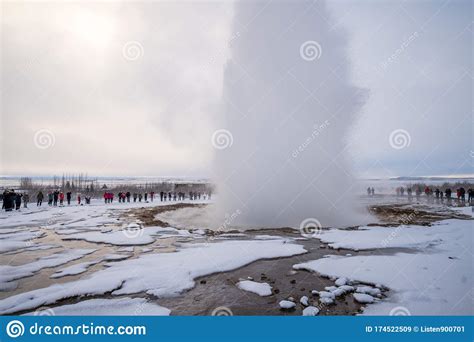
[212,0,367,229]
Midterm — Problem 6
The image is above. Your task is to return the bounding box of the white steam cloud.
[212,0,367,229]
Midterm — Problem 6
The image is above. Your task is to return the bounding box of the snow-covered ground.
[0,199,307,315]
[237,280,272,296]
[294,218,473,315]
[23,298,171,316]
[0,198,472,316]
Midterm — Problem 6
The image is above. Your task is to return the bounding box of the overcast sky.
[1,0,472,178]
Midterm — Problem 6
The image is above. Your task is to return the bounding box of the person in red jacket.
[103,192,108,204]
[59,192,65,205]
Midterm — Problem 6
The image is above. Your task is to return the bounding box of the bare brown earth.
[127,203,207,227]
[368,203,471,226]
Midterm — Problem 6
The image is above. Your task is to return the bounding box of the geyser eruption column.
[213,1,365,229]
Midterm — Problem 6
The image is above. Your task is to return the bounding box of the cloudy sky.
[1,0,472,178]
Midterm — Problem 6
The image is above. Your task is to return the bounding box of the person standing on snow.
[15,193,22,210]
[53,191,59,206]
[37,191,44,206]
[66,192,72,205]
[460,187,466,202]
[23,193,29,208]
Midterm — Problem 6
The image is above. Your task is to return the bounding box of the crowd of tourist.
[1,189,212,212]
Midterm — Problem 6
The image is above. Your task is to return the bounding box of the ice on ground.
[0,239,306,314]
[102,254,132,261]
[236,280,272,296]
[51,261,99,278]
[319,297,334,305]
[62,226,171,246]
[23,298,170,316]
[0,249,96,288]
[302,306,319,316]
[300,296,309,306]
[317,225,443,250]
[254,235,284,240]
[356,286,381,296]
[279,300,296,309]
[317,291,335,299]
[220,233,246,238]
[7,244,59,254]
[331,288,345,297]
[294,219,473,315]
[335,277,348,286]
[353,293,375,304]
[117,247,134,253]
[452,206,474,218]
[338,285,355,293]
[0,230,46,253]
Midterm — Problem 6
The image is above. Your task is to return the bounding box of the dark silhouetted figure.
[37,191,44,206]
